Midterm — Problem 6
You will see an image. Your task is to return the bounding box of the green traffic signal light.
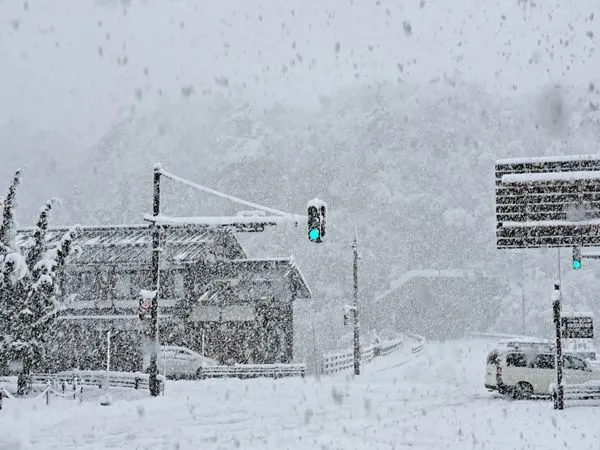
[573,260,582,270]
[309,228,320,241]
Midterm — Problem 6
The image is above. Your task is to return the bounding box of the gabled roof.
[204,258,312,299]
[15,224,246,265]
[15,225,311,301]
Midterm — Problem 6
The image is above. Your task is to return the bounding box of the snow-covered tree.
[0,170,80,394]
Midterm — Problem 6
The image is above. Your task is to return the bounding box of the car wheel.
[513,382,534,400]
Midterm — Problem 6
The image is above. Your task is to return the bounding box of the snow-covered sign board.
[561,313,594,339]
[495,155,600,248]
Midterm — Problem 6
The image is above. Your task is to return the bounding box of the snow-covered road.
[2,338,600,449]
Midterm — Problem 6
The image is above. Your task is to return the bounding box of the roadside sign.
[495,155,600,249]
[561,315,594,339]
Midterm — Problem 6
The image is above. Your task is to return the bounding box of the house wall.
[54,265,297,370]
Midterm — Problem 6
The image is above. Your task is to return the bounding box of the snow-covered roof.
[15,224,246,265]
[227,258,311,299]
[15,224,312,300]
[190,258,311,299]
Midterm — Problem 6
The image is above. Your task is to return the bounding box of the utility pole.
[353,232,360,375]
[149,166,161,397]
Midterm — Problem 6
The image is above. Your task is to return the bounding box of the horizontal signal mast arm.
[143,214,308,227]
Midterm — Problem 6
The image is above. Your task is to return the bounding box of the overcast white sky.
[1,0,598,144]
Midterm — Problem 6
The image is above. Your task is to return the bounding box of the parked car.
[485,348,600,399]
[143,346,218,379]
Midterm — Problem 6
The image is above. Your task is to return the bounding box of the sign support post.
[552,283,564,410]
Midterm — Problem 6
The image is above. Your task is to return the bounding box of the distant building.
[16,224,311,371]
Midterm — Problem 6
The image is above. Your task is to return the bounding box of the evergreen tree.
[0,170,79,394]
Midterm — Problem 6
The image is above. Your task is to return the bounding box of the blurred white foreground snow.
[2,338,600,449]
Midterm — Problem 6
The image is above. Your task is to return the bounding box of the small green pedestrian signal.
[309,228,320,241]
[572,246,582,270]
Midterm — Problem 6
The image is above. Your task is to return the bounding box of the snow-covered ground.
[2,338,600,449]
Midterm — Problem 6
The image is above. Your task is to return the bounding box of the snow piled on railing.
[321,335,425,375]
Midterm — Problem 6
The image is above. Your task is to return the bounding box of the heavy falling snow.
[3,0,600,448]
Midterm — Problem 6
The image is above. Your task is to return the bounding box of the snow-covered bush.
[0,170,80,394]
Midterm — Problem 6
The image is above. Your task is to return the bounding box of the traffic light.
[573,246,582,270]
[307,198,327,243]
[308,205,321,242]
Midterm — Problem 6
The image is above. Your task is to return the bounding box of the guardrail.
[322,336,417,375]
[407,334,426,355]
[197,364,306,380]
[377,339,404,357]
[550,381,600,409]
[28,370,165,393]
[322,346,376,375]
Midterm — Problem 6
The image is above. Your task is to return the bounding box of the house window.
[174,272,185,298]
[80,272,97,298]
[115,274,131,297]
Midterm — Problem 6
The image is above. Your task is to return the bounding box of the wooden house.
[15,224,311,372]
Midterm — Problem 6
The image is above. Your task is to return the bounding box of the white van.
[485,348,600,398]
[496,337,554,353]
